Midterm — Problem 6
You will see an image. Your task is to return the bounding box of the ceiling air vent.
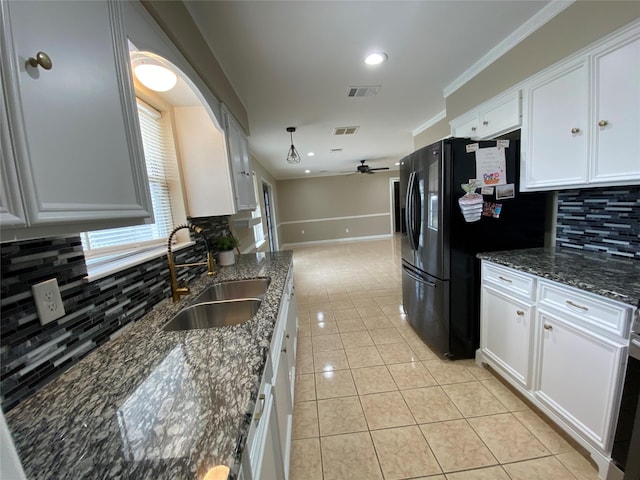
[330,148,343,152]
[333,126,359,136]
[347,85,381,97]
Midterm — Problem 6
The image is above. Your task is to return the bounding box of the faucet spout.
[167,223,216,302]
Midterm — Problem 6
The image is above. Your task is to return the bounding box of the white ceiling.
[181,0,555,180]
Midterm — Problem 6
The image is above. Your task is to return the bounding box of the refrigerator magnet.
[495,183,515,200]
[481,186,494,196]
[466,143,479,153]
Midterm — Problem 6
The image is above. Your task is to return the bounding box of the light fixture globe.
[131,56,177,92]
[286,127,301,164]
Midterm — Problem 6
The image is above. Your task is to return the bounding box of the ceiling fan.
[356,160,390,174]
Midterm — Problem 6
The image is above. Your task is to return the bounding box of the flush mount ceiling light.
[286,127,301,164]
[305,169,311,174]
[307,152,315,157]
[131,56,177,92]
[364,52,388,66]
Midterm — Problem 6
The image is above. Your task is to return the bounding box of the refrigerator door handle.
[405,172,416,251]
[402,267,436,287]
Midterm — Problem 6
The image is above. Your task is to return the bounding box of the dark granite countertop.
[5,251,293,480]
[478,247,640,307]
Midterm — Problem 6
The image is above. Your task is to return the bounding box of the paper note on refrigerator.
[475,146,506,187]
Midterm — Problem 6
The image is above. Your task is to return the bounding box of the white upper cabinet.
[222,105,257,211]
[173,106,236,217]
[450,90,521,140]
[0,87,26,228]
[521,21,640,191]
[1,0,152,241]
[591,35,640,183]
[521,61,589,190]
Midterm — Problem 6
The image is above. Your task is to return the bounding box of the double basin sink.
[162,278,270,331]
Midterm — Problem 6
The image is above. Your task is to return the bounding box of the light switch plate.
[31,278,65,325]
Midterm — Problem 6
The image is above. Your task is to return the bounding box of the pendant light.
[286,127,301,164]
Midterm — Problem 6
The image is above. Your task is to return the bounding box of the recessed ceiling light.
[395,162,400,166]
[364,52,387,66]
[307,152,315,157]
[305,169,311,174]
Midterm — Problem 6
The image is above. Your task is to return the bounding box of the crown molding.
[443,0,575,98]
[412,110,447,137]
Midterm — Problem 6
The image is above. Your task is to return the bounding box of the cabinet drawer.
[482,262,536,301]
[538,280,632,338]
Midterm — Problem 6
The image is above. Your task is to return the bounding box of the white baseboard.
[281,234,392,249]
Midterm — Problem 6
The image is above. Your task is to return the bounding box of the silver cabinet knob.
[598,120,608,127]
[27,51,52,70]
[483,121,489,126]
[571,128,580,134]
[543,324,553,331]
[516,310,524,316]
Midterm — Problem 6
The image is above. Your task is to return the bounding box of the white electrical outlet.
[32,278,65,325]
[301,230,305,235]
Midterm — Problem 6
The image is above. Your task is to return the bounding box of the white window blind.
[82,99,175,257]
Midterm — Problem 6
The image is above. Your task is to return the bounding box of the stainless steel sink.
[193,278,270,303]
[161,299,262,331]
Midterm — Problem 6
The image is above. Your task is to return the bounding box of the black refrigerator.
[400,137,547,359]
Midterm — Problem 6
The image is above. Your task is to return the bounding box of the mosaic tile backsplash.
[556,186,639,259]
[0,216,229,411]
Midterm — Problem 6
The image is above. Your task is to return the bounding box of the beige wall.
[276,171,399,246]
[415,1,640,149]
[413,117,451,152]
[141,1,249,133]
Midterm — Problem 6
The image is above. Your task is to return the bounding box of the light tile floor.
[289,236,600,480]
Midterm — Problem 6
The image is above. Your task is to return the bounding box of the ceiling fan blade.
[366,170,375,174]
[369,167,390,171]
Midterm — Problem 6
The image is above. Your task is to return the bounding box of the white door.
[0,87,26,228]
[481,286,534,388]
[479,92,521,139]
[592,35,640,183]
[522,62,589,190]
[272,346,292,480]
[535,311,626,450]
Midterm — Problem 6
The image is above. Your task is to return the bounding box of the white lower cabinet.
[535,311,626,450]
[480,285,534,388]
[241,269,297,480]
[479,260,632,478]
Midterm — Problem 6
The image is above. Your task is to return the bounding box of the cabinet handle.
[471,127,477,132]
[27,51,52,70]
[566,300,589,311]
[516,310,524,316]
[571,128,581,134]
[543,324,553,330]
[498,276,513,283]
[483,120,489,126]
[285,334,290,339]
[281,348,287,353]
[254,394,266,421]
[598,120,608,127]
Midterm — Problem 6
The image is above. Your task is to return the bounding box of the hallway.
[289,236,599,480]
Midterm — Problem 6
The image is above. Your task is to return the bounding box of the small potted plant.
[215,234,240,266]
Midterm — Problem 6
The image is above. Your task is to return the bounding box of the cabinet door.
[592,35,640,184]
[272,346,292,480]
[224,110,256,211]
[481,285,534,388]
[251,386,285,480]
[0,85,26,228]
[535,311,626,450]
[479,92,520,139]
[451,114,479,139]
[1,1,152,226]
[522,62,589,191]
